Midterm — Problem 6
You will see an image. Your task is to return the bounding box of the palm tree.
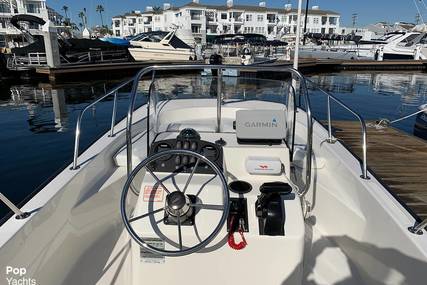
[78,11,86,28]
[96,5,105,26]
[62,5,69,18]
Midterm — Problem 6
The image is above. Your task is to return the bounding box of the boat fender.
[227,215,247,250]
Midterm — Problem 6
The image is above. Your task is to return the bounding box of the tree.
[78,11,87,28]
[96,5,105,26]
[62,5,69,18]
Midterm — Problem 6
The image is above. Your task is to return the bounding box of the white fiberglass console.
[121,129,305,284]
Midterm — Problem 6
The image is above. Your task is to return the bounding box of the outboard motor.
[209,53,222,76]
[241,47,253,65]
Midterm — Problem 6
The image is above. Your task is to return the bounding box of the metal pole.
[293,0,303,70]
[72,114,82,169]
[409,219,427,235]
[0,193,30,219]
[216,68,222,133]
[303,0,310,45]
[109,91,118,137]
[361,126,369,179]
[326,95,334,143]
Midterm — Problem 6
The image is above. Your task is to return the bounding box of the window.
[0,3,9,13]
[115,30,121,36]
[138,18,143,24]
[313,17,319,25]
[191,24,201,33]
[221,13,227,20]
[329,17,337,25]
[26,2,41,13]
[257,15,263,22]
[246,14,252,21]
[321,16,327,25]
[154,16,160,22]
[114,20,120,27]
[281,16,286,22]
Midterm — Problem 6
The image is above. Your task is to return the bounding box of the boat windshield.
[144,75,297,149]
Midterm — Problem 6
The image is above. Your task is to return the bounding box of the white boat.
[128,31,195,61]
[0,65,426,285]
[299,32,421,60]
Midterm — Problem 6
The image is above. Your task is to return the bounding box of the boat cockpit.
[1,65,426,285]
[115,68,305,283]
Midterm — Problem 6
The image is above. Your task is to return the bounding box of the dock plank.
[328,120,427,219]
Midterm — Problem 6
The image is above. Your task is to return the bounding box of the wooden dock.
[330,121,427,219]
[32,59,427,83]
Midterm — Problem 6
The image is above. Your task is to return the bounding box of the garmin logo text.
[244,118,278,128]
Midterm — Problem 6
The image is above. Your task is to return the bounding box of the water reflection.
[309,72,427,139]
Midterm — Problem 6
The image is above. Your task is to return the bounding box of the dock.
[33,59,427,83]
[330,120,427,219]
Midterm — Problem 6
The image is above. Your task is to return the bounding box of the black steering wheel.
[121,149,230,257]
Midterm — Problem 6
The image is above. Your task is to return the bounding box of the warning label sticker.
[143,185,165,202]
[140,238,165,264]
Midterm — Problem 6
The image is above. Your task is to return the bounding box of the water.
[1,71,427,221]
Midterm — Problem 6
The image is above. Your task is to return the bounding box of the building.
[112,1,340,44]
[0,0,49,48]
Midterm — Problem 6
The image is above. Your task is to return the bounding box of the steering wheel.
[121,149,230,257]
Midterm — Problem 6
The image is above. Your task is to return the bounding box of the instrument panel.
[149,129,223,174]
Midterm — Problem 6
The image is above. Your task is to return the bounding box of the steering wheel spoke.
[177,215,183,250]
[145,167,172,194]
[129,207,165,223]
[189,203,224,211]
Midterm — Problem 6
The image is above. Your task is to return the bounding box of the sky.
[48,0,426,28]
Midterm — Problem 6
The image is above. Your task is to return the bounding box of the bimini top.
[10,14,46,30]
[129,31,192,49]
[212,33,267,45]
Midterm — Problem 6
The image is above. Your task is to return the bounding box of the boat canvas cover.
[11,38,127,56]
[131,31,192,50]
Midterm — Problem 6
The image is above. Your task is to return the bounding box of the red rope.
[227,216,247,250]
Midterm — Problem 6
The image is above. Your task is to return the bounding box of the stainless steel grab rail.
[306,78,370,180]
[0,193,30,219]
[125,64,313,197]
[71,78,134,170]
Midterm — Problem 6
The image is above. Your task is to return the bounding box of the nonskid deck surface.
[330,120,427,219]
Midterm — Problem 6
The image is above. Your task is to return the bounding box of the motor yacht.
[0,65,426,285]
[128,31,196,61]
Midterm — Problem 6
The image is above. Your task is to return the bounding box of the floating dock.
[34,59,427,83]
[330,120,427,220]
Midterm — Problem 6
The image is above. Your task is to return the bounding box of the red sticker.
[143,185,165,202]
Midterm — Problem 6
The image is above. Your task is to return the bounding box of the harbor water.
[1,71,427,220]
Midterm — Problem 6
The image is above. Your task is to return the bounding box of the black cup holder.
[229,180,252,194]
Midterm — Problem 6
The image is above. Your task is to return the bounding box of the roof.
[181,2,339,15]
[112,3,339,19]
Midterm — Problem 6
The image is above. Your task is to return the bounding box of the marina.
[1,0,427,284]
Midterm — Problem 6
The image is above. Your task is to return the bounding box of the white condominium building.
[112,1,340,44]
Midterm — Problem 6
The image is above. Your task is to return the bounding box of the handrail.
[125,64,313,197]
[306,78,370,180]
[0,193,30,219]
[71,78,134,170]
